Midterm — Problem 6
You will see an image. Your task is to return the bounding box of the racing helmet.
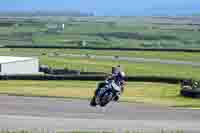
[117,71,126,80]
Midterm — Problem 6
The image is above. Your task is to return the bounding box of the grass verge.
[40,56,200,79]
[0,80,200,108]
[1,48,200,79]
[1,48,200,62]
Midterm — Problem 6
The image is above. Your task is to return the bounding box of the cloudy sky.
[0,0,200,16]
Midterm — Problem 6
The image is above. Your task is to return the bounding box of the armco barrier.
[4,45,200,53]
[0,75,186,84]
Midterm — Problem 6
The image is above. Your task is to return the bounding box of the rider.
[90,65,126,106]
[105,65,126,93]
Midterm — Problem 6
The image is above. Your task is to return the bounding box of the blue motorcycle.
[90,80,121,107]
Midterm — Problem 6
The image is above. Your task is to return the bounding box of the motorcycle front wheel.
[90,96,97,106]
[99,91,113,107]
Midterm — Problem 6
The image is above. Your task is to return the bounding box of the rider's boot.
[90,96,97,107]
[113,92,120,102]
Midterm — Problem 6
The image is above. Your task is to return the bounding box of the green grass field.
[1,48,200,79]
[1,48,200,62]
[40,56,200,79]
[0,17,200,108]
[0,80,199,107]
[1,16,200,49]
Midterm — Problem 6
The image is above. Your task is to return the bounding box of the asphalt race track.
[0,95,200,133]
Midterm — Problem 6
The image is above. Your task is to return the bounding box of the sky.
[0,0,200,16]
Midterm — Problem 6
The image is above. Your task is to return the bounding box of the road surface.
[0,95,200,133]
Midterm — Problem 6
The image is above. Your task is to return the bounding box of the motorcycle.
[90,80,121,107]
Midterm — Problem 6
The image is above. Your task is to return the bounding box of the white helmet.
[121,71,125,77]
[118,71,125,79]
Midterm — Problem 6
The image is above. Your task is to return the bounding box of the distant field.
[0,48,200,79]
[0,17,200,80]
[39,56,200,79]
[1,48,200,62]
[0,80,200,107]
[1,16,200,49]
